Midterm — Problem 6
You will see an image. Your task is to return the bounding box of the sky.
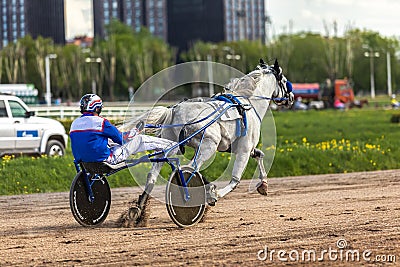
[267,0,400,38]
[65,0,92,39]
[65,0,400,40]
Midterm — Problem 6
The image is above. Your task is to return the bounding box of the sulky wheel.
[69,171,111,227]
[165,166,206,228]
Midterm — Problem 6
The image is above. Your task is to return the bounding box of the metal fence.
[31,104,152,120]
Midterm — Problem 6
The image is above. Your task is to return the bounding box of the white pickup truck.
[0,94,68,157]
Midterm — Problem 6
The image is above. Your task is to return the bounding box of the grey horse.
[120,59,294,227]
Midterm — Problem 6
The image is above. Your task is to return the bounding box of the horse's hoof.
[206,183,218,206]
[256,180,268,196]
[118,206,141,228]
[128,206,141,221]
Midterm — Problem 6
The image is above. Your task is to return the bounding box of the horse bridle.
[240,65,293,108]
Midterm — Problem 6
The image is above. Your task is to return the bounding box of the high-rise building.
[0,0,65,48]
[0,0,26,48]
[167,0,225,52]
[224,0,265,42]
[25,0,65,45]
[92,0,266,52]
[93,0,167,40]
[167,0,266,52]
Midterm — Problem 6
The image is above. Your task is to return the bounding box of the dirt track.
[1,170,399,266]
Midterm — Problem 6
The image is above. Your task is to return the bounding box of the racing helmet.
[80,94,103,114]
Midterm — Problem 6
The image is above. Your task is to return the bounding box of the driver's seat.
[80,161,126,174]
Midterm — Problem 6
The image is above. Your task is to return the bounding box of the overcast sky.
[65,0,92,39]
[267,0,400,38]
[65,0,400,39]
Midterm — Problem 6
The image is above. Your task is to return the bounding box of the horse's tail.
[119,106,172,135]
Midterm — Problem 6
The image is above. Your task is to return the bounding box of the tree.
[3,42,23,83]
[33,37,55,93]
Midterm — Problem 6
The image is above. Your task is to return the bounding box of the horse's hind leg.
[119,161,163,227]
[251,148,268,195]
[119,135,179,227]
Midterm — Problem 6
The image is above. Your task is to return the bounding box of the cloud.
[268,0,400,37]
[65,0,93,39]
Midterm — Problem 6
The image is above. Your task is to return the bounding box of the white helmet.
[79,94,103,114]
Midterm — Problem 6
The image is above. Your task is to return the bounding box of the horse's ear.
[259,58,265,65]
[273,59,279,72]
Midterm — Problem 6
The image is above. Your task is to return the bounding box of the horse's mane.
[223,69,264,96]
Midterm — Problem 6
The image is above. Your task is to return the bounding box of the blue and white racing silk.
[70,113,123,162]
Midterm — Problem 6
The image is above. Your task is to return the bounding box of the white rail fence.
[31,105,152,120]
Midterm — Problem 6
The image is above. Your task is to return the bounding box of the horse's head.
[257,59,294,107]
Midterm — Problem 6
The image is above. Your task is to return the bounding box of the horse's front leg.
[251,148,268,195]
[217,147,251,198]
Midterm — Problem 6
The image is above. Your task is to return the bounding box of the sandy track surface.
[0,170,399,266]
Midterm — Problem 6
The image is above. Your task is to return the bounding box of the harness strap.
[213,94,248,137]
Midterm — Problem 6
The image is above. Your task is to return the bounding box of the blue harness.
[213,94,248,137]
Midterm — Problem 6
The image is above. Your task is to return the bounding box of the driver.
[70,94,178,164]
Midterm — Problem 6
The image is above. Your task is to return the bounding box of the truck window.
[9,100,27,118]
[0,100,7,117]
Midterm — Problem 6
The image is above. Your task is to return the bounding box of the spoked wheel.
[165,166,206,228]
[69,171,111,227]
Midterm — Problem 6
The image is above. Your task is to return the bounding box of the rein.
[146,64,292,129]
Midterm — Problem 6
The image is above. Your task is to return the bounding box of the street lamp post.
[387,51,392,96]
[45,54,57,106]
[207,45,218,96]
[207,54,215,96]
[364,49,380,99]
[85,57,102,94]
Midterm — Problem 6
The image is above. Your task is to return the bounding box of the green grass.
[200,109,400,178]
[0,152,137,196]
[1,108,400,195]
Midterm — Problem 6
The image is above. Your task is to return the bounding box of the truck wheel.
[45,140,65,157]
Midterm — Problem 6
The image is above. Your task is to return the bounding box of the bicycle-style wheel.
[165,166,206,228]
[69,171,111,227]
